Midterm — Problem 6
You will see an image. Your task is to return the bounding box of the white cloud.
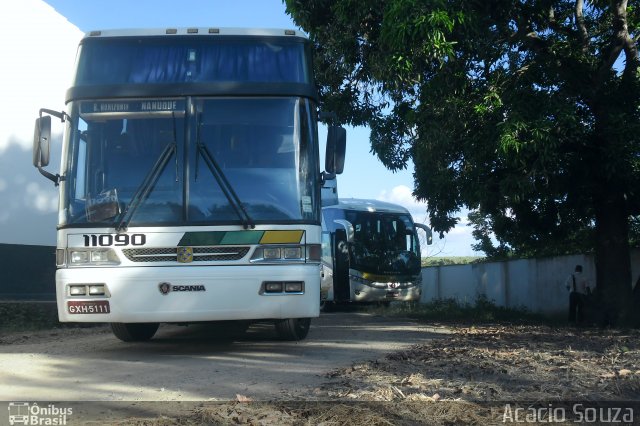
[25,182,58,213]
[0,1,80,244]
[0,144,58,244]
[448,215,472,235]
[376,185,427,218]
[376,185,483,256]
[0,0,83,151]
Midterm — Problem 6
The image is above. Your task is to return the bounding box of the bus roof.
[324,199,413,215]
[83,28,308,39]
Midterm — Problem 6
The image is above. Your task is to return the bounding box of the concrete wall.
[5,242,640,307]
[421,251,640,315]
[0,244,56,301]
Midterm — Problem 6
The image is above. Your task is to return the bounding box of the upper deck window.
[74,36,311,85]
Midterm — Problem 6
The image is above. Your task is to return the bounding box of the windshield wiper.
[196,143,255,229]
[115,142,176,232]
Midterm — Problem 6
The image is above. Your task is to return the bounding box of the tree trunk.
[593,191,633,326]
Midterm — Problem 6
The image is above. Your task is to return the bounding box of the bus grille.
[122,247,250,262]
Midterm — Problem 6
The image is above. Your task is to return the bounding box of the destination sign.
[81,99,185,115]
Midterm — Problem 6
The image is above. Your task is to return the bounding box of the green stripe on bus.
[220,231,264,245]
[178,231,265,246]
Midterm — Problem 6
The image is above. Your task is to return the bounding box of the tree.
[285,0,640,324]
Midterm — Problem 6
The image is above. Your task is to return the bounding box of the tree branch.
[596,0,636,83]
[575,0,589,53]
[618,2,640,79]
[548,6,574,38]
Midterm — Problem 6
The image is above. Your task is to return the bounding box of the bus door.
[332,228,351,301]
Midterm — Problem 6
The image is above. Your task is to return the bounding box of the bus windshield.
[351,212,421,276]
[337,210,421,276]
[60,96,319,227]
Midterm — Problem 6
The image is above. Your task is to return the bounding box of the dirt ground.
[3,313,640,425]
[112,323,640,425]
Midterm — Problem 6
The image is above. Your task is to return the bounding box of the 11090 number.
[83,234,146,247]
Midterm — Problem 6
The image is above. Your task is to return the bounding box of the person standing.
[565,264,591,324]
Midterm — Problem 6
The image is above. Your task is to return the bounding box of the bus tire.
[110,322,159,342]
[275,318,310,341]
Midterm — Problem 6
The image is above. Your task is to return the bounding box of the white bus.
[32,28,345,341]
[320,199,431,307]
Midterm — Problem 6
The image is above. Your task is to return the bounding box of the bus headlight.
[261,281,305,294]
[69,285,87,296]
[68,284,109,297]
[90,250,111,263]
[89,285,106,295]
[283,247,302,259]
[68,249,120,266]
[284,282,303,292]
[251,245,315,262]
[265,282,283,292]
[70,251,90,264]
[263,247,281,259]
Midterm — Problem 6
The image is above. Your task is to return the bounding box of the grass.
[0,302,96,332]
[1,296,560,334]
[421,256,484,267]
[372,296,563,326]
[0,302,59,331]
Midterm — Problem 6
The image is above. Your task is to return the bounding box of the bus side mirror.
[333,219,354,243]
[33,108,65,185]
[415,223,433,245]
[325,126,346,175]
[33,115,51,168]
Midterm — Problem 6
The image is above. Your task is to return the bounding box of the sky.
[0,0,481,256]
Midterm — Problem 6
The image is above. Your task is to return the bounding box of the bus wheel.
[110,322,159,342]
[275,318,310,341]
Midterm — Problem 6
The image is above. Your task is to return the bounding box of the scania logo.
[159,282,172,295]
[159,282,206,295]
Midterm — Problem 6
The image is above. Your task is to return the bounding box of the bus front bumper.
[352,283,421,303]
[55,264,320,323]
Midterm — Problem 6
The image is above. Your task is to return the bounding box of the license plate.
[386,291,399,298]
[68,300,110,314]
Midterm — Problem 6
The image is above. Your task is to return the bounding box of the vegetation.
[285,0,640,325]
[0,302,99,333]
[0,302,61,332]
[421,256,483,267]
[2,297,547,334]
[374,296,559,325]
